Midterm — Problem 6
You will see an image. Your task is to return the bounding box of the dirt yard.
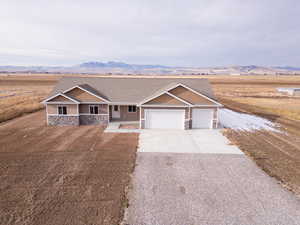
[0,110,138,225]
[224,129,300,196]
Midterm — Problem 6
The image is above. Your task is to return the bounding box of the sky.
[0,0,299,67]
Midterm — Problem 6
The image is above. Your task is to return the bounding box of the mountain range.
[0,61,300,75]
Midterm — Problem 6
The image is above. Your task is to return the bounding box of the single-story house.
[277,87,300,96]
[42,77,223,129]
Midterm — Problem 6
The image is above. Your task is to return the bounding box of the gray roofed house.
[277,87,300,96]
[43,77,223,129]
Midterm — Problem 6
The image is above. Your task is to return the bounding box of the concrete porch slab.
[104,121,140,133]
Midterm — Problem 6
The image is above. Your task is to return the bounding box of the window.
[58,106,67,115]
[113,105,119,111]
[128,105,137,113]
[89,105,99,114]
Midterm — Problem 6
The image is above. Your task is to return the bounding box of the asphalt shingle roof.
[49,77,216,103]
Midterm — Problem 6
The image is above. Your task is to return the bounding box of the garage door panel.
[192,109,213,129]
[145,110,184,129]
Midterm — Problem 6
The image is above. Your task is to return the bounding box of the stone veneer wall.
[184,120,190,130]
[79,115,108,125]
[48,115,79,126]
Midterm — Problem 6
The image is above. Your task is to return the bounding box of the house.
[42,77,223,129]
[277,87,300,96]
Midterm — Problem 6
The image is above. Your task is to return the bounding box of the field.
[1,73,300,223]
[0,110,138,225]
[0,75,58,123]
[209,75,300,124]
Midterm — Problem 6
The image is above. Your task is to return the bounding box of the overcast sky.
[0,0,299,67]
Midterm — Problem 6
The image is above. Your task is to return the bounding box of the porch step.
[106,122,120,130]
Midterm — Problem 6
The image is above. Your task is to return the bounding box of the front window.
[113,105,119,111]
[58,106,67,115]
[128,105,137,113]
[89,105,99,114]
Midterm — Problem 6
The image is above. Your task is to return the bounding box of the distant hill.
[0,61,299,75]
[274,66,300,71]
[79,61,170,69]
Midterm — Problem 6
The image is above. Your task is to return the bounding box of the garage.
[192,109,214,129]
[144,109,185,129]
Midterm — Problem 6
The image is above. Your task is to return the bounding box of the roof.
[43,92,80,103]
[48,77,216,103]
[76,84,109,100]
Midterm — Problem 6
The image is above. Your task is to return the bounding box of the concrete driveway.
[138,129,243,154]
[123,130,300,225]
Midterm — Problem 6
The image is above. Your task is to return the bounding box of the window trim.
[89,105,99,114]
[57,105,67,115]
[128,105,137,113]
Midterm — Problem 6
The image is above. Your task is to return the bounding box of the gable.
[64,87,104,102]
[47,95,74,102]
[144,93,187,105]
[169,86,217,105]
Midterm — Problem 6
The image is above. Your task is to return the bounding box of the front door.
[112,105,120,119]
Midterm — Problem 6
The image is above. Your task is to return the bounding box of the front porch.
[109,105,140,122]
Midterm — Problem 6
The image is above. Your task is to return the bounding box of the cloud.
[0,0,299,66]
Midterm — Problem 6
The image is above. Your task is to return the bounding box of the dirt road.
[0,111,138,225]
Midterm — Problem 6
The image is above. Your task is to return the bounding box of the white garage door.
[145,109,185,129]
[192,109,214,129]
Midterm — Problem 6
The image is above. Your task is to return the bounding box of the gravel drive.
[123,131,300,225]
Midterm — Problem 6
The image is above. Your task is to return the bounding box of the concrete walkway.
[123,130,300,225]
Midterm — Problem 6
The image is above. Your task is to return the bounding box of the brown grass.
[0,75,57,123]
[209,76,300,125]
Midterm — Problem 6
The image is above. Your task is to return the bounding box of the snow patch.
[219,109,279,132]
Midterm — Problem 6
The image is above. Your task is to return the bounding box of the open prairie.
[207,75,300,134]
[0,75,58,123]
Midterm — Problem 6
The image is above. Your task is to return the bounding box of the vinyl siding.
[47,104,78,114]
[79,104,108,114]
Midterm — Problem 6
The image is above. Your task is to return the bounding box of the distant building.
[277,87,300,96]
